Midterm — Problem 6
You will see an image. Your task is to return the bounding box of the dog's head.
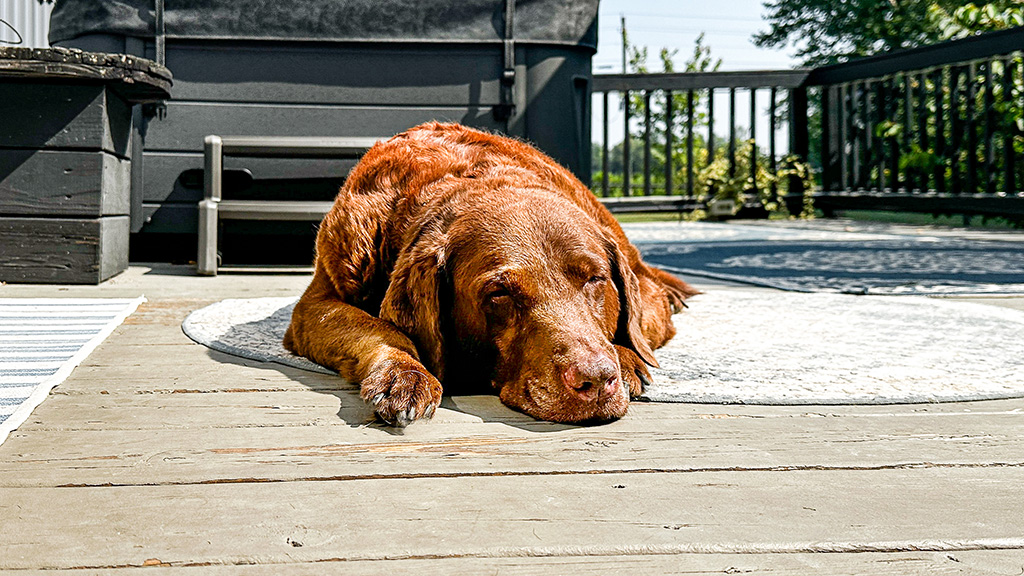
[379,186,656,423]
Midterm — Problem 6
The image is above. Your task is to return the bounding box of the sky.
[593,0,801,72]
[590,0,803,153]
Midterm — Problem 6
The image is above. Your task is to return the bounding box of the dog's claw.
[395,407,415,427]
[371,393,385,406]
[635,368,653,392]
[424,404,436,419]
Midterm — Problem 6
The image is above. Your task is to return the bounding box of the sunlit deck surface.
[2,221,1024,573]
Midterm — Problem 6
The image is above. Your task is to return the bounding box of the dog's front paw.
[615,345,653,399]
[360,356,443,426]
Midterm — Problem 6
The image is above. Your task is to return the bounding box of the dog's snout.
[562,353,619,400]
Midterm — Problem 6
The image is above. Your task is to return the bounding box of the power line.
[601,26,760,37]
[614,11,766,23]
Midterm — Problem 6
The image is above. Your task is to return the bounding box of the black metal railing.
[592,70,810,212]
[811,25,1024,218]
[593,26,1024,220]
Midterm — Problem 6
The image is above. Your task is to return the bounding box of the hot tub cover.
[49,0,599,50]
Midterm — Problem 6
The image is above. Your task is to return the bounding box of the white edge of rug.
[653,264,1024,296]
[640,388,1024,405]
[0,296,147,445]
[182,331,335,375]
[180,300,334,375]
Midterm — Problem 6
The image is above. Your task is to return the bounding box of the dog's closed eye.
[486,287,512,301]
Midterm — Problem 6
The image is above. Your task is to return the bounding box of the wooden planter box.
[0,47,171,284]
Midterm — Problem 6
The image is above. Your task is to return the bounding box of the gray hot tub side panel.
[50,0,598,236]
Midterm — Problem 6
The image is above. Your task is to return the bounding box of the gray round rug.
[182,292,1024,405]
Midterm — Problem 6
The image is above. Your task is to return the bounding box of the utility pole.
[620,14,627,73]
[620,14,630,196]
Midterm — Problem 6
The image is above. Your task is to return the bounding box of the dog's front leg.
[284,296,443,426]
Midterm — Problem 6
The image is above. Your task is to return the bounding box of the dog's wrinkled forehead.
[446,196,609,285]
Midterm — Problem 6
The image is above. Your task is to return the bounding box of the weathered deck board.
[3,468,1024,570]
[0,263,311,301]
[5,550,1024,575]
[5,396,1024,488]
[2,265,1023,573]
[23,387,1024,431]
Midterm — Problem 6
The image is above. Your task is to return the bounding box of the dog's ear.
[379,232,449,380]
[607,238,660,368]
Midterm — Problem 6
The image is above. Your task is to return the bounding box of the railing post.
[934,69,947,193]
[856,82,868,189]
[707,89,716,167]
[966,63,978,195]
[1003,57,1017,195]
[643,91,652,196]
[749,88,757,196]
[886,78,899,192]
[665,90,674,195]
[841,84,851,191]
[622,90,632,196]
[917,73,930,193]
[602,91,610,197]
[728,88,737,178]
[984,59,996,195]
[788,86,809,197]
[873,81,885,191]
[950,67,962,194]
[821,84,840,192]
[902,73,913,192]
[686,90,695,198]
[770,87,778,198]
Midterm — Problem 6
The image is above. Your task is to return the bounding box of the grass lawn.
[834,210,1022,230]
[612,212,686,223]
[612,209,1022,230]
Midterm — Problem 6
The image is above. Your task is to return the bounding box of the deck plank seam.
[43,460,1024,489]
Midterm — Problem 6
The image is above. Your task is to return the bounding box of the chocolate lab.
[284,123,697,425]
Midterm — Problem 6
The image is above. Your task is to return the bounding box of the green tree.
[632,36,717,196]
[928,2,1024,38]
[628,33,722,149]
[754,0,964,66]
[592,137,648,178]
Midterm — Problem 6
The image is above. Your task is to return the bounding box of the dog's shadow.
[200,302,581,435]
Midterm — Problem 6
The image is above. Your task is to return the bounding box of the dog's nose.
[562,353,620,400]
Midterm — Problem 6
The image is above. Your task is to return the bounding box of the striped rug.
[0,297,144,445]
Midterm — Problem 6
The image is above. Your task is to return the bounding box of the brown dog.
[284,123,697,425]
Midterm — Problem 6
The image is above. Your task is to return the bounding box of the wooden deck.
[2,264,1024,574]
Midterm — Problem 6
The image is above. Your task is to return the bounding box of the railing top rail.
[807,25,1024,86]
[592,69,812,92]
[593,28,1024,92]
